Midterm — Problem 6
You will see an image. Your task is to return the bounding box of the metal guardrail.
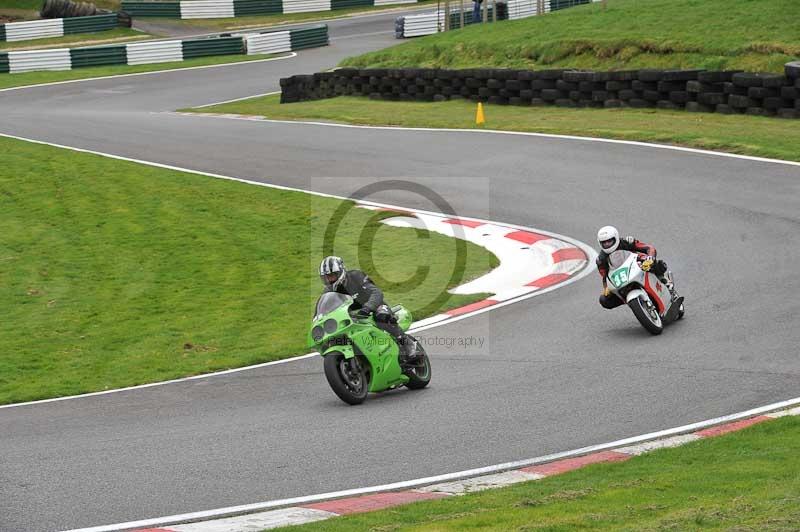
[3,19,64,42]
[180,0,236,18]
[290,24,328,49]
[125,40,184,65]
[282,0,332,14]
[245,30,292,54]
[183,35,245,58]
[0,25,329,74]
[120,1,182,17]
[396,0,554,38]
[69,45,127,67]
[233,0,282,16]
[122,0,418,18]
[62,13,119,34]
[0,14,121,43]
[7,48,72,73]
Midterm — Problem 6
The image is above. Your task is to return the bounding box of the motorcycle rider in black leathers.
[319,256,419,362]
[596,225,676,309]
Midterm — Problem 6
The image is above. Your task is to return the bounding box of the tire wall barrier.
[279,65,800,119]
[0,14,121,42]
[121,0,419,18]
[0,25,328,74]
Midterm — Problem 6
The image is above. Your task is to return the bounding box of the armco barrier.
[62,13,119,34]
[283,0,331,14]
[69,45,128,68]
[0,13,122,42]
[396,0,539,38]
[7,48,72,73]
[180,0,235,18]
[119,1,182,17]
[233,0,283,16]
[396,0,603,38]
[245,31,291,54]
[279,66,800,119]
[0,25,328,74]
[182,35,245,58]
[289,24,329,50]
[125,40,184,65]
[123,0,418,18]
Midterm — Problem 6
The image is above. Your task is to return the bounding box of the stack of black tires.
[280,63,800,119]
[40,0,98,18]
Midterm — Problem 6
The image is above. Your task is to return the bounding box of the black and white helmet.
[319,256,346,290]
[597,225,620,253]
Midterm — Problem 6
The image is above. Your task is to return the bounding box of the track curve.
[1,12,799,532]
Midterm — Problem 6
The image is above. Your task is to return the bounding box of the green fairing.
[309,293,411,392]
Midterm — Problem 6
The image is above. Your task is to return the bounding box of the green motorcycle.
[308,292,432,405]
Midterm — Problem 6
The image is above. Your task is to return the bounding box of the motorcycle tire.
[629,296,663,335]
[404,338,431,390]
[324,353,369,405]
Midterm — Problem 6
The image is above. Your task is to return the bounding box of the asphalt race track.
[1,11,799,532]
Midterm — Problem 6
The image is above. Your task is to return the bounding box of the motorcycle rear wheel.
[324,353,369,405]
[404,338,431,390]
[629,295,663,335]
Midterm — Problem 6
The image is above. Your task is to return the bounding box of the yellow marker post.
[476,102,485,125]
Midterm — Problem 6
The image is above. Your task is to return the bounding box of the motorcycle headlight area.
[312,326,325,342]
[323,319,338,334]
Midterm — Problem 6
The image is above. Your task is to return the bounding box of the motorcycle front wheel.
[324,353,369,405]
[403,338,431,390]
[629,295,663,335]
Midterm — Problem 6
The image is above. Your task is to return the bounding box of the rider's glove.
[640,256,655,271]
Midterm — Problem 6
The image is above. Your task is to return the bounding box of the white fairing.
[607,252,672,316]
[625,288,645,303]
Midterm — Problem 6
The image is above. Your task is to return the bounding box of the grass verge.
[282,415,800,531]
[0,52,285,90]
[343,0,800,73]
[186,94,800,163]
[0,135,497,405]
[0,28,150,51]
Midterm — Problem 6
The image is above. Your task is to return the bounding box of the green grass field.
[284,415,800,531]
[0,135,497,405]
[187,94,800,163]
[343,0,800,73]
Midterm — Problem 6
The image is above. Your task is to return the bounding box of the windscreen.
[315,292,349,316]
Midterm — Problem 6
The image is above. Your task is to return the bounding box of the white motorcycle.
[606,252,684,335]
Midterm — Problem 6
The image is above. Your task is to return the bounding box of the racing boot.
[397,334,420,364]
[660,270,678,301]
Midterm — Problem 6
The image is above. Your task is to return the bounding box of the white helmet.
[319,256,346,290]
[597,225,620,253]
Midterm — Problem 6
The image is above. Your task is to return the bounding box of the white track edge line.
[63,395,800,532]
[0,131,593,410]
[0,53,297,94]
[174,112,800,168]
[192,90,281,109]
